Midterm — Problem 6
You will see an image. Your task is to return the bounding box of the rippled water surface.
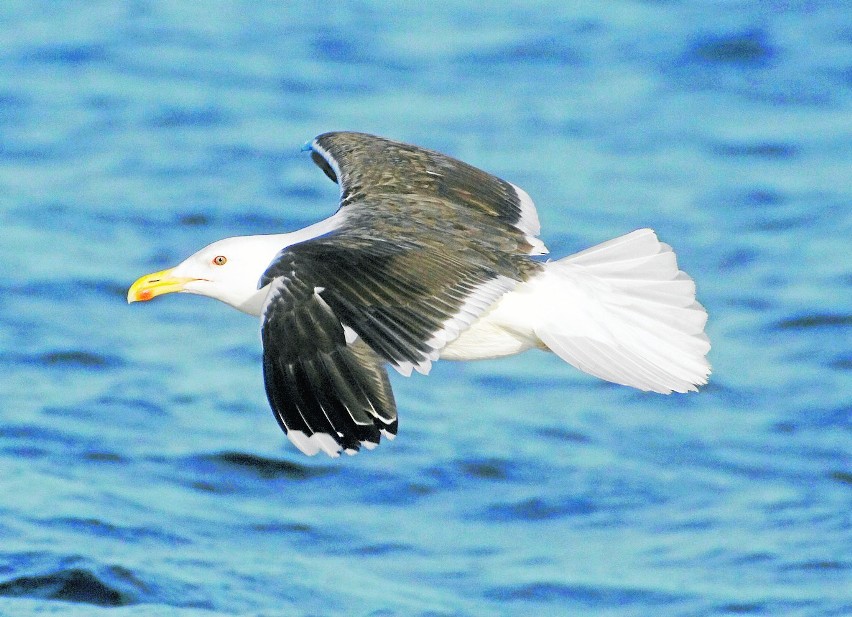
[0,2,850,616]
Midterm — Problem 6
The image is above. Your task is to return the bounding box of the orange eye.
[212,255,227,266]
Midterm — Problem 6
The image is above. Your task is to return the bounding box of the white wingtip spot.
[312,432,343,458]
[287,430,320,456]
[287,430,342,458]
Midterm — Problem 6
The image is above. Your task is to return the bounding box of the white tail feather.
[532,228,711,393]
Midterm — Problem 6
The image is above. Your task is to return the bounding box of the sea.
[0,1,849,616]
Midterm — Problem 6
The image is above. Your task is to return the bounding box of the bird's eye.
[212,255,227,266]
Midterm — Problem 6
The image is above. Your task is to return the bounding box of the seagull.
[128,132,710,457]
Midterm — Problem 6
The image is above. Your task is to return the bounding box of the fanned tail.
[533,229,711,393]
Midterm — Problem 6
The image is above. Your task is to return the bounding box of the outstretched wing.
[261,237,517,378]
[261,272,397,457]
[306,131,548,256]
[260,132,547,456]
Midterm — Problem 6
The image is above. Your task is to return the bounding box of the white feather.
[509,182,549,256]
[287,430,344,458]
[534,229,710,392]
[442,229,711,393]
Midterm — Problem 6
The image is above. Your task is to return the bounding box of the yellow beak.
[127,268,197,303]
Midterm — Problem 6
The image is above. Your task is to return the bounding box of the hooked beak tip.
[127,267,192,304]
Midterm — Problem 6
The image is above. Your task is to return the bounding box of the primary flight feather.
[128,132,711,457]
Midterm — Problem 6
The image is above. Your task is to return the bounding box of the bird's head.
[127,236,283,315]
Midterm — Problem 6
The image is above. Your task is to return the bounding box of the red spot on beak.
[138,289,153,301]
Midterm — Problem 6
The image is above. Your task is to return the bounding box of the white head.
[127,235,286,315]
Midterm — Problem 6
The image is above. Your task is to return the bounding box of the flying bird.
[128,132,710,457]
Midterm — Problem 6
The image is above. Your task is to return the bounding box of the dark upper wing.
[259,132,548,456]
[261,233,520,377]
[261,271,397,457]
[306,131,548,256]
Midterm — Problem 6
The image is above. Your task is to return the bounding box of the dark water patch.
[710,457,801,483]
[774,313,852,331]
[186,479,231,494]
[3,425,132,464]
[280,76,318,95]
[43,395,167,425]
[251,521,313,534]
[725,295,773,311]
[0,144,62,162]
[783,559,847,572]
[355,542,417,556]
[94,394,167,416]
[210,144,287,167]
[744,189,785,207]
[0,93,30,124]
[456,458,513,481]
[486,581,684,606]
[713,142,797,159]
[310,34,414,73]
[349,469,442,506]
[414,461,503,492]
[208,451,336,480]
[3,424,76,446]
[0,567,138,607]
[176,212,212,227]
[270,183,327,201]
[657,517,715,532]
[828,353,852,370]
[84,93,124,111]
[717,248,758,271]
[754,215,816,231]
[462,37,583,67]
[482,497,596,522]
[225,211,292,230]
[2,445,48,459]
[407,481,439,497]
[772,422,797,434]
[42,517,189,546]
[312,33,372,64]
[686,30,774,67]
[829,471,852,485]
[82,450,126,464]
[39,350,119,369]
[0,91,30,109]
[725,551,777,567]
[536,426,592,444]
[149,106,228,129]
[221,344,261,363]
[170,393,197,405]
[719,602,766,614]
[22,43,109,66]
[6,201,65,226]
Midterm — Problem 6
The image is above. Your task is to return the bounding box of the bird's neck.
[230,211,348,316]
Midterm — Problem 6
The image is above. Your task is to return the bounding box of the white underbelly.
[439,285,544,361]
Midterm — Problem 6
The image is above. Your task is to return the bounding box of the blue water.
[0,1,849,615]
